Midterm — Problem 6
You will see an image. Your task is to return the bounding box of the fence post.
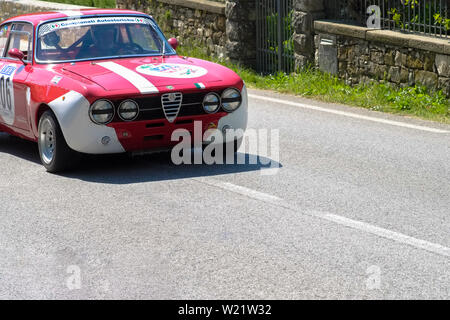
[293,0,325,70]
[225,0,257,68]
[277,0,283,72]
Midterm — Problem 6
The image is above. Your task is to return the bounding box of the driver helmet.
[90,24,118,48]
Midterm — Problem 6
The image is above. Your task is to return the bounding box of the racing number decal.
[0,76,12,109]
[0,64,17,125]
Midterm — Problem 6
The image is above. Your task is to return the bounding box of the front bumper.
[110,114,225,152]
[49,86,248,154]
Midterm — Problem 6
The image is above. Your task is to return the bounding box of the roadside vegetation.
[45,0,116,8]
[178,46,450,124]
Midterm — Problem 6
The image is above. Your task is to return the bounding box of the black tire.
[38,110,80,173]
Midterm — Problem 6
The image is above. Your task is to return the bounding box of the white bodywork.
[217,84,248,142]
[48,90,124,154]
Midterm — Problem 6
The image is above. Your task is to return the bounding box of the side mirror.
[168,38,178,50]
[8,48,25,63]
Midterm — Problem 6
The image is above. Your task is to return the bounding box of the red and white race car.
[0,9,247,172]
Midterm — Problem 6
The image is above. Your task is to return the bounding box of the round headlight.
[202,93,221,114]
[118,99,139,121]
[89,99,114,125]
[221,88,242,112]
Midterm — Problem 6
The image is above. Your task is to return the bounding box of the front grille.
[161,92,182,123]
[111,91,223,123]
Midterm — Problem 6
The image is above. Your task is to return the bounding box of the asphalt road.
[0,88,449,299]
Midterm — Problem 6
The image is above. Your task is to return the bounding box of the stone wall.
[314,21,450,96]
[116,0,227,59]
[225,0,256,68]
[0,0,255,67]
[293,0,325,70]
[7,0,447,96]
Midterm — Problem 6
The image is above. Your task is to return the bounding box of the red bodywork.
[0,9,244,152]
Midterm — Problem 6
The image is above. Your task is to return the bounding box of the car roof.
[1,9,149,25]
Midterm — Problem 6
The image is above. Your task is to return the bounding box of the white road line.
[199,179,282,203]
[200,179,450,258]
[321,213,450,257]
[248,94,449,134]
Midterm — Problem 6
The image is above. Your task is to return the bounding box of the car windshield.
[36,16,175,63]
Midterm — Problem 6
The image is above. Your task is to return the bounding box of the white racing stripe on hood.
[97,61,159,94]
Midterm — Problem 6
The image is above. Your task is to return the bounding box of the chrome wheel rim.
[39,118,55,164]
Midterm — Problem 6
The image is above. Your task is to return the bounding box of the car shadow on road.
[0,133,282,184]
[0,133,41,165]
[64,151,282,184]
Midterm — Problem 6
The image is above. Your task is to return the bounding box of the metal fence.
[328,0,449,38]
[256,0,295,74]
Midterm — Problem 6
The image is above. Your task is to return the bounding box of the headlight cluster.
[118,100,139,121]
[202,93,221,114]
[90,88,243,125]
[89,99,115,125]
[202,88,242,114]
[221,88,242,112]
[89,99,139,125]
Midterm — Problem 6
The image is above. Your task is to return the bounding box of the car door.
[0,22,33,131]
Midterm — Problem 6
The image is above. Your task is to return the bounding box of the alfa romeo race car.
[0,9,247,172]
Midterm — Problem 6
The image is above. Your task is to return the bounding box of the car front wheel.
[38,110,80,173]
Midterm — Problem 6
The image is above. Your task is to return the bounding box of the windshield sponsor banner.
[136,63,208,79]
[39,17,151,37]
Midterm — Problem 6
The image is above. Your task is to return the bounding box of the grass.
[178,46,450,124]
[44,0,116,8]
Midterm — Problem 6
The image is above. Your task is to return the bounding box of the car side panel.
[0,60,34,137]
[26,68,125,153]
[27,67,89,139]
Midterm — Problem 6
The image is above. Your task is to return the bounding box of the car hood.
[60,56,237,93]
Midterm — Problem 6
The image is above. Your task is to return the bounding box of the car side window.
[6,23,33,61]
[0,23,12,57]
